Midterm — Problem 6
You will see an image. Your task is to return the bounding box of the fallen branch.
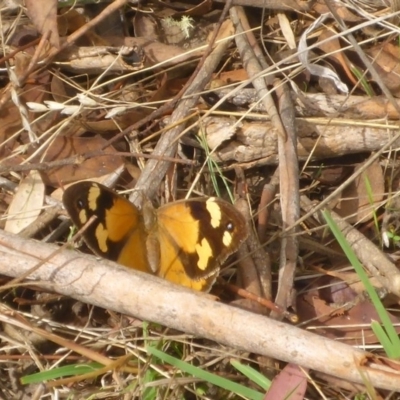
[0,229,400,391]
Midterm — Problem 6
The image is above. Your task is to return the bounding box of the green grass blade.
[230,359,271,391]
[21,362,104,384]
[323,210,400,357]
[146,346,265,400]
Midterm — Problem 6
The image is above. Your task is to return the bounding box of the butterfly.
[62,181,248,292]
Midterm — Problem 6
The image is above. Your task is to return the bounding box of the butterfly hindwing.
[156,198,248,291]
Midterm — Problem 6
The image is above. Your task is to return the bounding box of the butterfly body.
[62,182,248,292]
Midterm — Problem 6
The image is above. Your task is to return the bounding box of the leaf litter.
[1,0,400,398]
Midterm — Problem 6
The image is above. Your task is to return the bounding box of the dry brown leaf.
[124,37,201,67]
[5,170,45,234]
[367,42,400,97]
[299,293,383,345]
[331,160,384,224]
[25,0,59,49]
[51,165,125,201]
[297,274,400,345]
[50,73,69,104]
[0,101,24,161]
[317,29,358,86]
[212,19,234,43]
[203,117,238,149]
[311,1,362,22]
[58,8,108,46]
[265,363,308,400]
[133,13,159,40]
[218,69,249,84]
[39,136,124,186]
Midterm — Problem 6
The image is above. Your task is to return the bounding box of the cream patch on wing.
[195,238,213,270]
[95,223,108,252]
[205,198,222,228]
[88,185,101,211]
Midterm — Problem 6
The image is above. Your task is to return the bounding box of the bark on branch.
[0,229,399,390]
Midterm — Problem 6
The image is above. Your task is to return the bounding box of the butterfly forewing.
[62,182,150,273]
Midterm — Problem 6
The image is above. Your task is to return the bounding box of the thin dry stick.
[234,195,265,301]
[213,0,311,10]
[229,7,286,139]
[274,82,299,313]
[0,150,194,175]
[230,6,300,313]
[229,7,279,302]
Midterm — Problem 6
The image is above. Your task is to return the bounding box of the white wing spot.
[88,184,101,211]
[79,209,87,224]
[223,231,232,247]
[96,223,108,252]
[206,198,222,228]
